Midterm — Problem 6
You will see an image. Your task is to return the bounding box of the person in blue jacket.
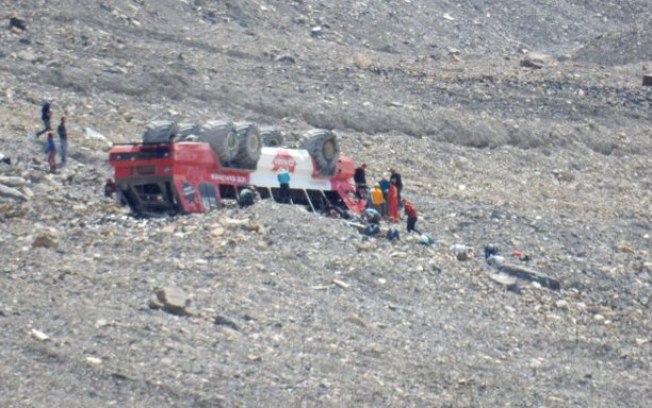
[46,132,57,172]
[277,169,291,204]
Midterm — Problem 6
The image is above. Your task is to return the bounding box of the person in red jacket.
[402,199,420,234]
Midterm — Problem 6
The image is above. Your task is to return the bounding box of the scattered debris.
[494,262,560,291]
[85,356,102,365]
[442,13,455,21]
[332,279,350,289]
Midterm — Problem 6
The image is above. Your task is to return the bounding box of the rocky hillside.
[1,1,651,407]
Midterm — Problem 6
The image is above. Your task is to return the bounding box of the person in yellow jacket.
[371,183,385,216]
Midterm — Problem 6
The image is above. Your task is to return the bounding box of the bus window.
[199,183,219,210]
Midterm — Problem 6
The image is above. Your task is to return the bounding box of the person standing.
[277,168,291,204]
[371,183,384,214]
[57,116,67,165]
[389,168,403,203]
[36,101,52,137]
[353,163,367,199]
[104,178,118,198]
[403,199,420,234]
[46,132,57,173]
[378,173,390,216]
[387,180,399,222]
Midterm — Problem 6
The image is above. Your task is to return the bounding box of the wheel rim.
[247,134,259,152]
[323,140,336,161]
[227,132,237,149]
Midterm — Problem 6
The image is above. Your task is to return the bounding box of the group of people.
[355,164,421,235]
[36,101,68,172]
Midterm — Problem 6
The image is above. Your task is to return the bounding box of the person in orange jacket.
[387,181,400,222]
[402,199,420,234]
[371,183,384,215]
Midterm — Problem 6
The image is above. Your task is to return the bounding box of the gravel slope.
[1,1,651,407]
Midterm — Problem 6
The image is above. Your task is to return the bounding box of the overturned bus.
[108,120,367,217]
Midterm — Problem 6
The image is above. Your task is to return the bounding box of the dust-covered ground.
[1,1,651,407]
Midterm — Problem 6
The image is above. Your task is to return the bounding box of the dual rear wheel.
[143,120,339,174]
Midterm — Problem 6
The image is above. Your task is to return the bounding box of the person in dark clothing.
[57,116,67,165]
[353,163,367,199]
[237,188,256,208]
[104,178,117,198]
[9,16,27,31]
[389,168,403,203]
[0,152,11,165]
[277,169,291,204]
[362,207,382,225]
[36,101,52,137]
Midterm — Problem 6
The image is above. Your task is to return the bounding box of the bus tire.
[233,122,261,169]
[199,120,239,164]
[260,127,284,147]
[300,129,339,176]
[177,122,200,140]
[142,120,178,144]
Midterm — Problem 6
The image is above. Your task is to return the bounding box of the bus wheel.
[142,120,178,144]
[300,129,339,176]
[177,122,200,140]
[199,120,239,164]
[260,127,284,147]
[233,122,261,169]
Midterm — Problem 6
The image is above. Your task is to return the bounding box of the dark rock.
[9,16,27,31]
[214,315,239,331]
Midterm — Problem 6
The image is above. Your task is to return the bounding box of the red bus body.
[108,142,366,216]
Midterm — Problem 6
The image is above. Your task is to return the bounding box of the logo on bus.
[271,151,297,173]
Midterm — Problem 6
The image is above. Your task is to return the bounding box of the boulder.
[0,176,27,187]
[450,244,475,261]
[0,184,26,201]
[32,234,58,249]
[520,52,556,69]
[150,287,193,316]
[643,74,652,87]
